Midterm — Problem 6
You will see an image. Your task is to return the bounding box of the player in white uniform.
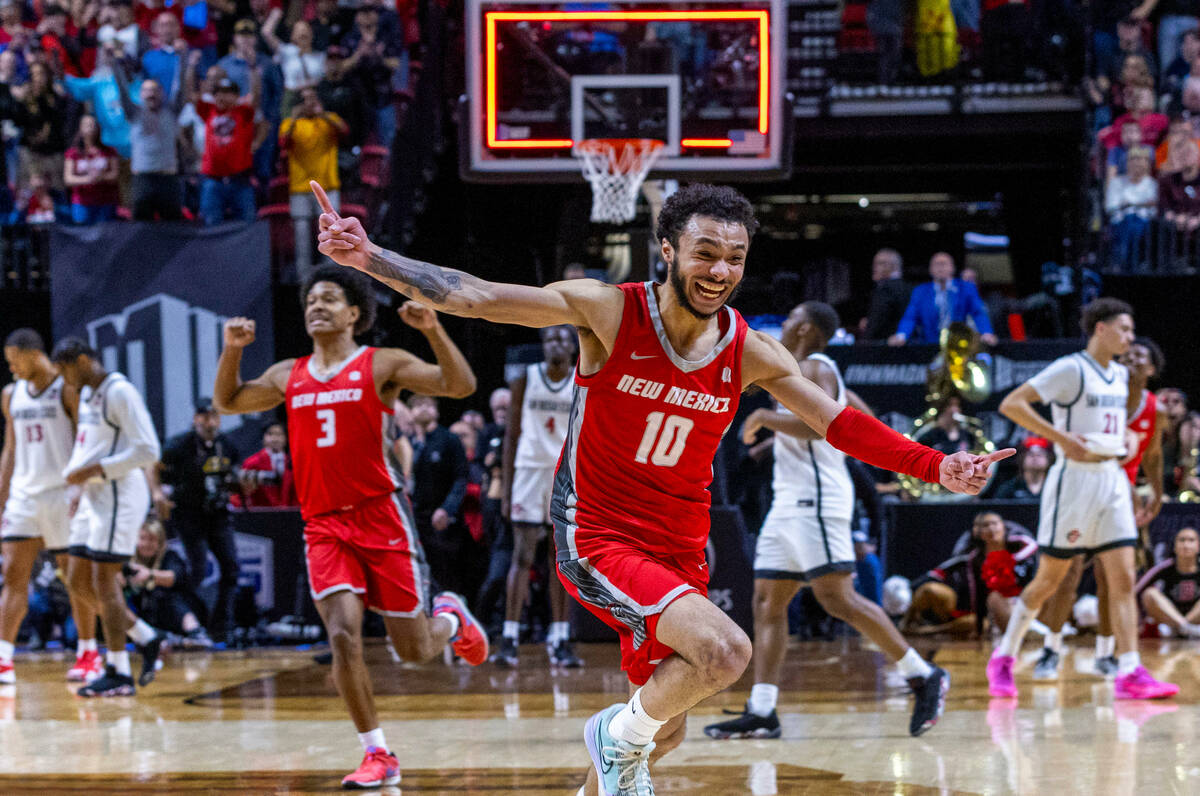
[705,302,948,740]
[988,298,1178,700]
[53,338,161,697]
[0,329,97,684]
[493,325,580,667]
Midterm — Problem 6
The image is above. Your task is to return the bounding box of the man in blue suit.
[888,252,998,346]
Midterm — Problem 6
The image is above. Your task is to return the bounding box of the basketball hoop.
[577,138,665,224]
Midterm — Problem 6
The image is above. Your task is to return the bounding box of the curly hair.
[301,265,377,336]
[654,183,759,252]
[1134,336,1165,377]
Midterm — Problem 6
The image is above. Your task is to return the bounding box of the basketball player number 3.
[316,409,337,448]
[634,412,694,467]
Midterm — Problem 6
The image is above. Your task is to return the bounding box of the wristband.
[825,407,945,484]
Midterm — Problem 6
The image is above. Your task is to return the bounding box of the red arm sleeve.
[825,406,945,484]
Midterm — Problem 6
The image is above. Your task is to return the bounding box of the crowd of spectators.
[0,0,419,264]
[1089,10,1200,273]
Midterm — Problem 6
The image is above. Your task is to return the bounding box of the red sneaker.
[341,747,400,789]
[433,592,488,666]
[67,650,104,683]
[0,660,13,685]
[1114,666,1179,700]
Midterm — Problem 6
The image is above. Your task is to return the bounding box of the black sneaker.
[78,665,135,697]
[703,705,781,739]
[1032,648,1061,681]
[909,666,949,737]
[490,636,519,667]
[138,635,163,687]
[551,639,583,668]
[1095,655,1119,677]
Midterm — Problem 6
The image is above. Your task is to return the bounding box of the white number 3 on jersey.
[316,409,337,448]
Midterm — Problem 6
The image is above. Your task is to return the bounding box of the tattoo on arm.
[366,249,462,304]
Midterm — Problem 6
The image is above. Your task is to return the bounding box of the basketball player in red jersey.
[311,181,1011,796]
[213,266,488,790]
[1031,336,1168,680]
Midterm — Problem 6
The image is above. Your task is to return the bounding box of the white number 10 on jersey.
[635,412,694,467]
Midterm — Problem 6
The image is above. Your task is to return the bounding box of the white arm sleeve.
[100,382,161,480]
[1026,356,1083,406]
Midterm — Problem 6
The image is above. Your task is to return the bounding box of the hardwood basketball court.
[0,637,1192,793]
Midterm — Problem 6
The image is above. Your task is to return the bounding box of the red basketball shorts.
[304,492,427,617]
[557,535,708,685]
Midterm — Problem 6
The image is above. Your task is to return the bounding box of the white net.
[578,139,665,224]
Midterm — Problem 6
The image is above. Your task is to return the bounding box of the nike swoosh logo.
[388,537,404,545]
[630,352,656,360]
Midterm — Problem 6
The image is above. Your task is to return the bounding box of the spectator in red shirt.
[1105,85,1170,149]
[236,422,298,508]
[35,4,95,77]
[63,113,120,223]
[193,74,262,224]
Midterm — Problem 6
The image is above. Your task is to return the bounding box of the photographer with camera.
[159,399,241,645]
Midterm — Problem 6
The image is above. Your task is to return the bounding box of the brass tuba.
[898,323,997,501]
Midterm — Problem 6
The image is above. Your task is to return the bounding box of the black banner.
[825,340,1081,416]
[50,222,276,453]
[885,499,1200,580]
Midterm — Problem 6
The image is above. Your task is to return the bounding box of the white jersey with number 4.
[514,363,574,469]
[770,352,854,520]
[7,376,74,499]
[1027,351,1129,457]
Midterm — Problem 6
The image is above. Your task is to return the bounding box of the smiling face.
[304,281,359,338]
[136,524,164,560]
[263,423,286,452]
[663,215,749,320]
[1121,341,1156,382]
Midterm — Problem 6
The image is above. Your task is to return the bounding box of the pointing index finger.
[979,448,1017,465]
[310,180,337,217]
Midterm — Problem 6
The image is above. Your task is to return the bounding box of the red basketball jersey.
[551,281,748,558]
[1124,388,1158,484]
[285,347,401,518]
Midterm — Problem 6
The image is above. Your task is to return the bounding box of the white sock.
[1045,632,1063,654]
[0,640,13,663]
[895,647,934,680]
[1117,651,1140,676]
[78,638,97,653]
[108,649,131,677]
[358,727,388,752]
[747,683,779,716]
[995,598,1036,658]
[441,611,460,639]
[502,620,519,641]
[608,687,666,746]
[128,619,157,645]
[1096,635,1115,658]
[551,621,571,645]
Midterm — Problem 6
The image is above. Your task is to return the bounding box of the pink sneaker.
[342,747,400,789]
[987,655,1017,698]
[1114,666,1179,700]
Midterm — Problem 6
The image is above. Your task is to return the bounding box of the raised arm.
[311,181,619,331]
[379,302,477,399]
[212,318,292,415]
[743,330,1012,494]
[110,51,140,119]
